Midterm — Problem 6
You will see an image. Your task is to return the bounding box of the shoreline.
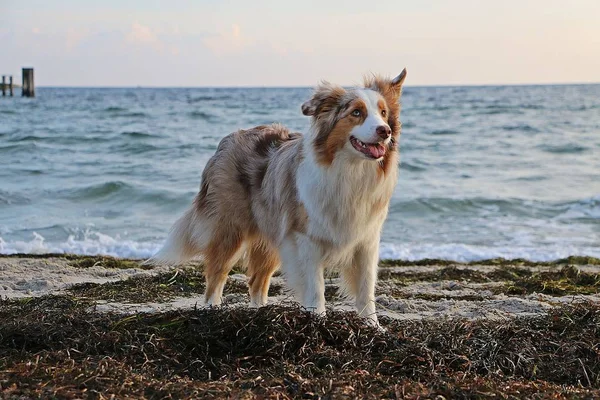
[2,252,599,264]
[1,253,598,306]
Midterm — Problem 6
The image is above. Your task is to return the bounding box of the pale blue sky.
[1,0,599,86]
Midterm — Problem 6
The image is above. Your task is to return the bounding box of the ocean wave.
[188,110,215,120]
[501,124,539,133]
[60,181,132,201]
[538,143,589,154]
[55,181,194,207]
[390,197,521,215]
[389,196,600,220]
[0,232,161,259]
[430,129,458,135]
[0,190,31,205]
[99,106,148,118]
[122,112,148,118]
[109,142,161,154]
[399,161,427,172]
[6,135,49,142]
[0,142,41,152]
[514,175,547,182]
[555,195,600,220]
[187,95,231,103]
[13,168,44,176]
[480,108,510,115]
[521,104,545,110]
[1,232,598,262]
[107,111,148,118]
[464,105,527,115]
[120,131,161,139]
[569,104,600,111]
[379,242,600,262]
[103,106,127,112]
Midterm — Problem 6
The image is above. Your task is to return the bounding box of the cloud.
[202,24,252,55]
[126,22,157,44]
[123,22,186,57]
[125,22,170,53]
[65,28,90,51]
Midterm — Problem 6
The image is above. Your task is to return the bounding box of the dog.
[152,69,407,325]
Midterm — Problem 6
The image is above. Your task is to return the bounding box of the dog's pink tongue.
[367,144,386,158]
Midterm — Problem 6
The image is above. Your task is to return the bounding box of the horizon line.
[32,81,600,89]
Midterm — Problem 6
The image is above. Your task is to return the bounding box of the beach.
[1,254,599,397]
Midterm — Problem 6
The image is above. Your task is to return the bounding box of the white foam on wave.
[1,232,599,262]
[555,194,600,220]
[379,242,600,262]
[0,232,161,259]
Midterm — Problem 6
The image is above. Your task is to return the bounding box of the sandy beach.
[1,254,599,398]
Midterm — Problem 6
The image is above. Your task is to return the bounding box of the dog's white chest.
[297,156,396,247]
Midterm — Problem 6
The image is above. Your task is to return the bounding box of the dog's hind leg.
[204,231,245,306]
[246,240,280,307]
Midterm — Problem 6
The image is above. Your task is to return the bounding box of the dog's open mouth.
[350,136,386,159]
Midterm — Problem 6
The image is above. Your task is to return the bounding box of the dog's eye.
[351,109,361,117]
[381,109,387,117]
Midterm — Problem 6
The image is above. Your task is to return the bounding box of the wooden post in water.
[22,68,35,97]
[1,75,5,96]
[9,76,13,96]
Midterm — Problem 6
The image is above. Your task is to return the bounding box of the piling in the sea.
[1,75,15,96]
[22,68,34,97]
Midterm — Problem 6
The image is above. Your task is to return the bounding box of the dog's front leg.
[280,235,325,314]
[344,239,380,326]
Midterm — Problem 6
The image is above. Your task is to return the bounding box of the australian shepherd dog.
[153,69,407,326]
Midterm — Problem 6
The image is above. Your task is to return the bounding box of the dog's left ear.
[391,68,407,88]
[301,82,346,117]
[301,100,317,116]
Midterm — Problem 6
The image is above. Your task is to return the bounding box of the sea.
[1,85,599,262]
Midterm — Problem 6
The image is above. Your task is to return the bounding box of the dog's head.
[302,69,407,169]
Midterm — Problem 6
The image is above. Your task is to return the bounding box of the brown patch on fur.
[377,99,388,115]
[246,239,280,305]
[203,230,244,303]
[314,98,366,165]
[363,75,404,176]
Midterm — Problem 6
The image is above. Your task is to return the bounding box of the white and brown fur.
[152,69,407,325]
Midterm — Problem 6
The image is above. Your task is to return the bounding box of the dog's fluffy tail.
[148,206,212,266]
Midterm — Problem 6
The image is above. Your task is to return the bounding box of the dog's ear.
[302,82,346,117]
[391,68,407,88]
[301,100,317,116]
[364,68,407,99]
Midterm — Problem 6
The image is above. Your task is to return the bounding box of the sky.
[1,0,599,87]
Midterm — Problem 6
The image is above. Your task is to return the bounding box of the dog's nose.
[376,125,391,139]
